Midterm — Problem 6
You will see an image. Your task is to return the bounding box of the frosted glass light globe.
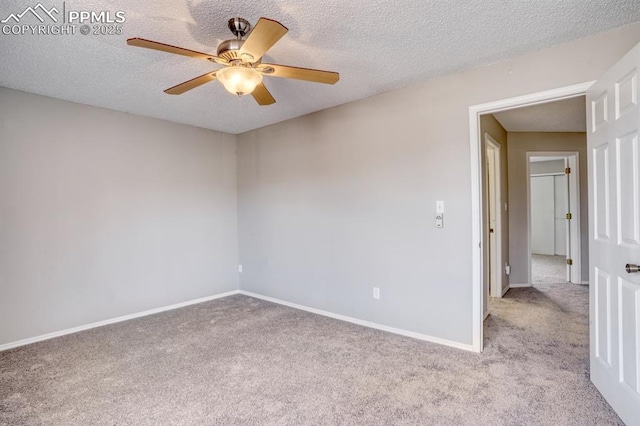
[217,66,263,96]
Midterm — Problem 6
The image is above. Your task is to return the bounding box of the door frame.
[486,134,503,298]
[526,151,581,285]
[468,81,594,352]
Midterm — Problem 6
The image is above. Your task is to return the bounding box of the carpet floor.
[532,254,567,284]
[0,286,622,425]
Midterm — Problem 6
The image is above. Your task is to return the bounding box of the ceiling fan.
[127,17,339,105]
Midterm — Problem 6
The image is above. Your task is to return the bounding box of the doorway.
[527,153,581,285]
[469,81,593,352]
[471,44,640,425]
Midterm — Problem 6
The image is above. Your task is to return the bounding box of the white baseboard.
[501,285,510,297]
[579,281,589,285]
[509,283,532,288]
[2,289,477,354]
[483,310,490,321]
[0,290,240,352]
[239,290,475,352]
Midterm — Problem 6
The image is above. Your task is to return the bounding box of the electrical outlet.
[373,287,380,299]
[238,264,243,273]
[435,214,444,228]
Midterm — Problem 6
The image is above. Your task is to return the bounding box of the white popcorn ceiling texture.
[1,0,640,134]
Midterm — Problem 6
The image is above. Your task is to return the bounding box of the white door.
[567,154,582,283]
[587,43,640,425]
[488,155,496,297]
[563,159,572,281]
[486,136,502,298]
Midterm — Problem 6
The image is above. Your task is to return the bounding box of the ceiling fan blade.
[164,71,217,95]
[260,64,339,84]
[251,82,276,105]
[239,18,288,61]
[127,38,226,63]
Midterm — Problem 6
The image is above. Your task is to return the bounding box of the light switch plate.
[435,214,444,228]
[436,200,444,214]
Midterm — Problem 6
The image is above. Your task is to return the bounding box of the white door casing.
[567,154,581,284]
[470,82,593,353]
[563,158,572,281]
[526,152,581,285]
[587,43,640,426]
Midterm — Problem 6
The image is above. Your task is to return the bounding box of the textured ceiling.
[1,1,639,134]
[493,96,587,132]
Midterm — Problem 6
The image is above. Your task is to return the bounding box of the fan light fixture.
[216,66,262,96]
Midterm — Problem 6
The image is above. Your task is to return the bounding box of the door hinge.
[566,213,572,220]
[566,258,573,265]
[565,167,571,174]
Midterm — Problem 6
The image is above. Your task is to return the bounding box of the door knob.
[626,264,640,273]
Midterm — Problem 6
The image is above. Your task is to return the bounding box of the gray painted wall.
[507,133,588,285]
[0,88,238,346]
[237,23,640,345]
[480,115,509,310]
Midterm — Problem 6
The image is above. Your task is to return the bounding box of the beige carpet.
[0,285,622,425]
[532,254,567,284]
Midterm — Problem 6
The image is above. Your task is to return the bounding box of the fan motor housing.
[217,39,259,63]
[217,39,244,61]
[216,17,257,62]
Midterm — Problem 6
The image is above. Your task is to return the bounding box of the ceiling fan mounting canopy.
[228,17,250,38]
[126,16,340,106]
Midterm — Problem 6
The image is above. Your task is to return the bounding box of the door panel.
[616,132,640,247]
[595,267,612,367]
[592,92,609,132]
[588,43,640,426]
[618,277,639,395]
[615,70,637,118]
[594,143,611,241]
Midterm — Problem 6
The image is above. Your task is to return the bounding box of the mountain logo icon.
[1,3,59,24]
